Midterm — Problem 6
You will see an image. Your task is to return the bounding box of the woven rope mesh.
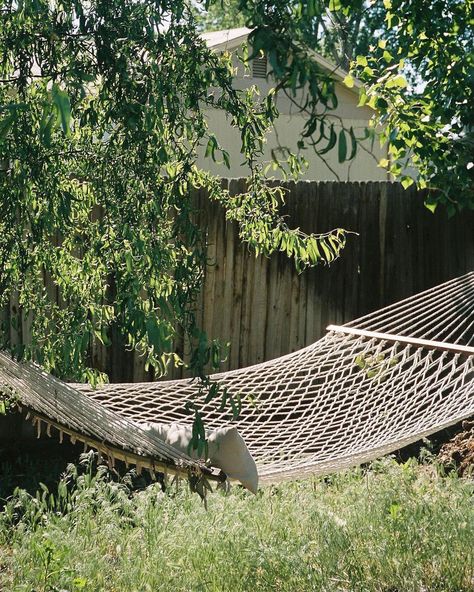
[73,272,474,484]
[1,272,473,482]
[0,351,201,473]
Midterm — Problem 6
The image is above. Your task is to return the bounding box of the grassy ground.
[0,455,473,592]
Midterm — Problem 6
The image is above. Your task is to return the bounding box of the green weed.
[0,456,473,591]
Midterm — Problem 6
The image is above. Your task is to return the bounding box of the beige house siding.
[197,29,389,181]
[200,106,388,182]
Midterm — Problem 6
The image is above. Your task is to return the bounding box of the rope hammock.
[0,351,215,481]
[1,272,473,485]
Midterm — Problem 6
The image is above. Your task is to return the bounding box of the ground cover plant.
[0,455,473,592]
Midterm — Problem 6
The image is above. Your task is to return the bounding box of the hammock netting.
[1,272,473,484]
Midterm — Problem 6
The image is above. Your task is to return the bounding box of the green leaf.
[204,382,220,404]
[146,316,162,350]
[205,136,217,160]
[221,150,230,169]
[387,75,408,89]
[303,117,318,138]
[310,119,326,146]
[229,395,240,420]
[40,108,57,147]
[191,413,206,456]
[124,251,133,272]
[307,238,321,262]
[52,84,71,136]
[307,0,320,17]
[358,90,368,107]
[348,127,357,160]
[338,129,347,163]
[219,389,228,411]
[0,115,13,143]
[319,124,337,155]
[268,48,284,78]
[248,28,271,59]
[343,74,354,89]
[401,177,414,189]
[320,240,334,263]
[425,201,438,214]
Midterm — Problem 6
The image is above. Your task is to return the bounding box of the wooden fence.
[186,179,474,379]
[6,180,474,381]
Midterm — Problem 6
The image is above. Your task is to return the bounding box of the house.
[198,27,389,181]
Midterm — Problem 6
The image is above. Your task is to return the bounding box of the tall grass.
[0,455,473,591]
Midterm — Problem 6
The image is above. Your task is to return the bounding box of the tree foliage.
[195,0,390,71]
[0,0,348,389]
[0,0,472,459]
[353,0,473,213]
[194,0,247,32]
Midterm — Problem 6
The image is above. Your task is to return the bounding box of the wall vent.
[252,55,268,79]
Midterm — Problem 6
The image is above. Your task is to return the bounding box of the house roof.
[202,27,252,51]
[202,27,361,92]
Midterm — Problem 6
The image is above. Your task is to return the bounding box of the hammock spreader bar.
[327,325,474,356]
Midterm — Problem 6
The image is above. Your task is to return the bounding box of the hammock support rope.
[1,272,473,485]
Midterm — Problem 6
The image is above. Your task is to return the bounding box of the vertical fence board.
[228,179,246,370]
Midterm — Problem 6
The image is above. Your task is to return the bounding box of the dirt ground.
[437,419,474,476]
